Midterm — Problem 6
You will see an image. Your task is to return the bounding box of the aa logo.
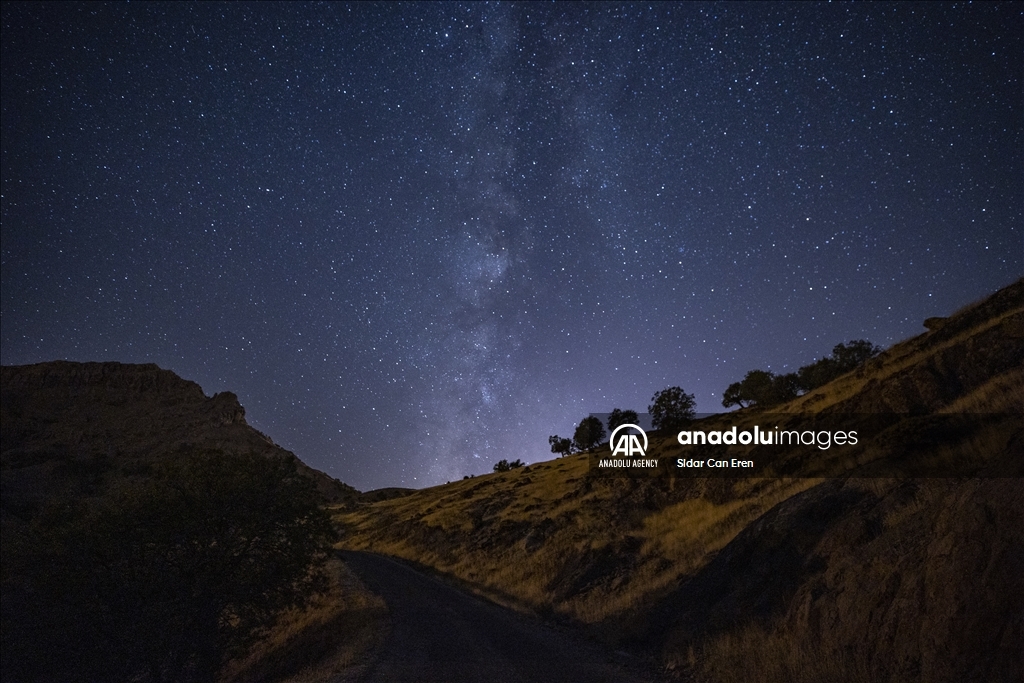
[609,424,648,457]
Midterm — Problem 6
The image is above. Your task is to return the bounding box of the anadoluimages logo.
[609,423,648,457]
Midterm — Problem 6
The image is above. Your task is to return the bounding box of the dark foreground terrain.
[342,551,665,683]
[3,280,1021,682]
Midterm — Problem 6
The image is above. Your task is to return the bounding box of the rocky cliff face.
[0,361,356,506]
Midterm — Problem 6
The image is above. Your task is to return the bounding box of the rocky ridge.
[0,361,356,506]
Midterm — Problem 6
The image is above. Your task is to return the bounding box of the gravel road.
[341,551,664,683]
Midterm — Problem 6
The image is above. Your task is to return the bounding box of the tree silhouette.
[548,435,574,457]
[831,339,881,369]
[722,339,881,408]
[493,458,524,472]
[721,369,797,408]
[607,408,640,433]
[722,381,748,408]
[572,416,606,452]
[798,339,881,390]
[649,387,696,431]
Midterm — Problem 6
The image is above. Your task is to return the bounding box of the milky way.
[2,3,1020,489]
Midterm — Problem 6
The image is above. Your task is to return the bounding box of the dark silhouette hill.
[0,361,356,508]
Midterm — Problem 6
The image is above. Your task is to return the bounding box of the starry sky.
[2,2,1021,490]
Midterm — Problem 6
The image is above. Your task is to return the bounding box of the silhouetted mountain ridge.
[0,361,356,507]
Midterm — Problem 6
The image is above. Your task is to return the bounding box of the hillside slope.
[0,361,356,506]
[336,278,1023,682]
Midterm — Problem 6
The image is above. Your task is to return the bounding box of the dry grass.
[939,366,1024,414]
[334,356,1019,657]
[640,479,819,575]
[332,279,1023,676]
[566,478,823,626]
[334,337,1017,628]
[691,621,877,683]
[219,557,386,683]
[335,457,825,638]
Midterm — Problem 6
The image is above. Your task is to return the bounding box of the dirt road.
[341,551,664,683]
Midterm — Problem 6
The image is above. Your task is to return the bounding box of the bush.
[493,458,524,472]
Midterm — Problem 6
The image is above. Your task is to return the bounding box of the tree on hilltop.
[649,387,696,431]
[548,435,574,457]
[721,369,798,408]
[798,339,881,390]
[607,408,640,433]
[722,381,748,408]
[572,416,606,452]
[831,339,881,369]
[721,339,881,409]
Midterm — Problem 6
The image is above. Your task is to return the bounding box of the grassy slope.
[220,558,387,683]
[337,453,820,632]
[334,279,1023,681]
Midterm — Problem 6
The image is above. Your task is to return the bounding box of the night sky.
[2,2,1020,490]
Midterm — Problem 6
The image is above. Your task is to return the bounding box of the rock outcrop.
[0,361,356,506]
